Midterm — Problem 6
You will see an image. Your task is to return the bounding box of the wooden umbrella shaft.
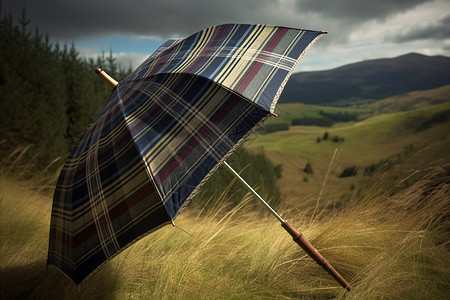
[95,68,351,291]
[223,161,351,291]
[281,221,351,291]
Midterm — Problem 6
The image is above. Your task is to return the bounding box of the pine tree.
[303,162,313,174]
[62,43,98,150]
[0,9,68,169]
[106,50,118,78]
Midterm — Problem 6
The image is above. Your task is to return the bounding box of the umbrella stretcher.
[48,24,351,290]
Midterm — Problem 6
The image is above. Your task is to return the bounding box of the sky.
[3,0,450,72]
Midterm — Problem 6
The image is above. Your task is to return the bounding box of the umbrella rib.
[271,31,326,112]
[253,30,306,108]
[85,119,121,258]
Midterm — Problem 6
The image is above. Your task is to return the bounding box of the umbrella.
[47,23,350,290]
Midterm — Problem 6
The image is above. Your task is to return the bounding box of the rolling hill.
[280,53,450,106]
[362,84,450,113]
[247,101,450,209]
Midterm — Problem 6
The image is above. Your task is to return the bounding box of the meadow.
[250,100,450,210]
[1,97,449,299]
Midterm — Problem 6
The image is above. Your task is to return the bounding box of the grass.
[1,151,449,299]
[1,99,449,298]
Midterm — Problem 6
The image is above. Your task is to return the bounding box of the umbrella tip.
[95,67,119,88]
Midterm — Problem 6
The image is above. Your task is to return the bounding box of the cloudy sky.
[3,0,450,72]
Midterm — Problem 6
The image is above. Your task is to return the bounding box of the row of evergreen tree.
[0,9,131,170]
[0,8,284,208]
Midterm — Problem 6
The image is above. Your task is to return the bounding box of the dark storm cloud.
[297,0,431,22]
[1,0,444,48]
[3,0,277,40]
[391,14,450,42]
[291,0,434,46]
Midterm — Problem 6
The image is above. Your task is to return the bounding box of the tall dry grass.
[0,150,449,299]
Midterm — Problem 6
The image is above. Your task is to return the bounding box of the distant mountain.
[280,53,450,105]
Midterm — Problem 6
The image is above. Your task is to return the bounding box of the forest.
[0,9,131,171]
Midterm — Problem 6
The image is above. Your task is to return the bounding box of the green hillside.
[362,84,450,113]
[247,101,450,210]
[265,84,450,131]
[270,103,371,125]
[280,53,450,105]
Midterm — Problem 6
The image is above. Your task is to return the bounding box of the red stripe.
[109,183,157,220]
[51,183,158,249]
[236,28,288,94]
[236,61,264,94]
[184,25,229,74]
[130,105,161,134]
[61,121,132,182]
[265,27,288,52]
[155,94,241,185]
[148,43,180,76]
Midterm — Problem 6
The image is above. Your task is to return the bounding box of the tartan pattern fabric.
[48,24,324,284]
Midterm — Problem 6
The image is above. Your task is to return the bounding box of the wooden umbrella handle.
[281,221,351,291]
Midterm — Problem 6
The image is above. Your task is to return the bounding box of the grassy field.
[1,99,449,298]
[248,102,450,210]
[1,158,449,299]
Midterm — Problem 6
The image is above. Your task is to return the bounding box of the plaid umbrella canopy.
[48,24,347,287]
